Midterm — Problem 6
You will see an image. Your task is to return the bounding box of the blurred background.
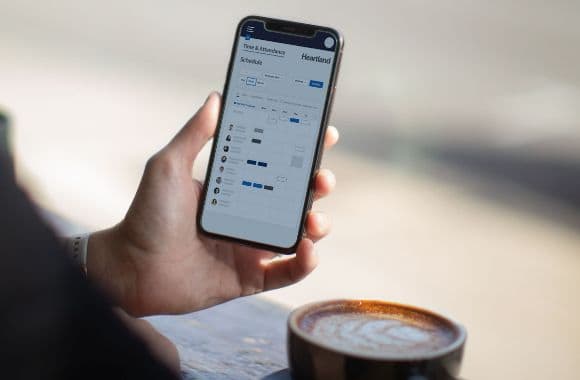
[1,1,579,378]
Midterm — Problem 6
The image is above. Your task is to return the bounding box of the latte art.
[289,300,467,379]
[309,312,453,355]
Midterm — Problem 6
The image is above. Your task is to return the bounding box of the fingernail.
[204,91,219,104]
[327,170,336,188]
[314,213,328,228]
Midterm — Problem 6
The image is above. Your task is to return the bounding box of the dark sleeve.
[0,134,178,379]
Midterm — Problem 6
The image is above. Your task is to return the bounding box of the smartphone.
[198,16,343,253]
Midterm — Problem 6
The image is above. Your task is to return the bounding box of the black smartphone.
[198,16,343,253]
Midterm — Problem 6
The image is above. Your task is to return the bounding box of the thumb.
[168,92,220,163]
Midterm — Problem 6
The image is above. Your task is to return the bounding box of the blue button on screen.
[309,80,323,88]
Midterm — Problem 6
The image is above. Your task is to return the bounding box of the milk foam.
[307,312,454,356]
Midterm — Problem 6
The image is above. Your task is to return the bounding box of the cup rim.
[288,299,467,362]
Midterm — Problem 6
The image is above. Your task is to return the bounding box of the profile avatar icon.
[223,145,229,152]
[219,166,225,172]
[216,177,222,184]
[211,199,217,205]
[214,187,220,194]
[226,135,232,142]
[221,155,227,163]
[229,124,234,131]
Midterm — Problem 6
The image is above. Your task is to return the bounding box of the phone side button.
[327,87,336,119]
[306,191,314,211]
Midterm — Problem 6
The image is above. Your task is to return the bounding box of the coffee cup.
[287,300,466,380]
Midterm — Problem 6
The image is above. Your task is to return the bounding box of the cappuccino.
[298,301,457,358]
[288,300,466,380]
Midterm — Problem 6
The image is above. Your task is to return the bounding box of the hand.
[88,92,339,317]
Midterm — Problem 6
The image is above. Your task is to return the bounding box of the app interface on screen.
[201,21,337,248]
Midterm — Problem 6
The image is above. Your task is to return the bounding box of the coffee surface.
[298,303,458,357]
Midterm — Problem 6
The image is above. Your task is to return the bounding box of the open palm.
[89,93,338,317]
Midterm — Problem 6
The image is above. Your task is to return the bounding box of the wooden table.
[147,297,293,380]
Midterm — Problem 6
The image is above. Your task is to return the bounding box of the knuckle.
[145,150,179,177]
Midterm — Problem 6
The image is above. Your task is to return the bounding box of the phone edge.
[197,15,344,254]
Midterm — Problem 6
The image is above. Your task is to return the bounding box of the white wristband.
[64,233,91,272]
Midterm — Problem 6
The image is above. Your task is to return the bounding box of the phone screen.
[200,18,340,250]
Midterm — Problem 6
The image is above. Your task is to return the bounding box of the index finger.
[261,239,318,291]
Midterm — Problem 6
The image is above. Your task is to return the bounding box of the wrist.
[61,233,90,273]
[87,226,138,314]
